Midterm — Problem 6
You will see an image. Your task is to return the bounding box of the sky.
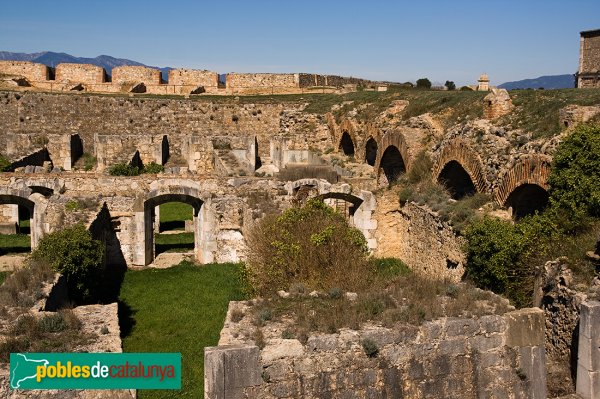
[0,0,598,86]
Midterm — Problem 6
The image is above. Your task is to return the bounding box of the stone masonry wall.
[111,66,161,84]
[207,305,546,398]
[373,187,465,282]
[0,91,294,155]
[0,60,49,82]
[298,73,370,88]
[580,31,600,75]
[226,73,298,89]
[168,69,218,88]
[55,63,105,84]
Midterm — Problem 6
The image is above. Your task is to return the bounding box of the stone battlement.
[0,60,372,96]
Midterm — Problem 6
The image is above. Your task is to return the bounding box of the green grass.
[160,202,193,231]
[0,271,8,286]
[502,88,600,138]
[0,234,30,255]
[155,233,194,255]
[119,261,247,399]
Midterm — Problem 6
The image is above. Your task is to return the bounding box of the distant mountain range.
[0,51,172,80]
[498,74,575,90]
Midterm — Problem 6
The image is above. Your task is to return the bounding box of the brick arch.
[337,119,358,155]
[374,130,410,178]
[433,139,488,193]
[495,155,552,206]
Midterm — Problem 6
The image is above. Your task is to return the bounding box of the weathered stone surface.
[504,307,545,347]
[205,345,262,399]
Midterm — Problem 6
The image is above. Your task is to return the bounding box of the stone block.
[576,365,600,399]
[518,346,547,399]
[445,317,479,336]
[307,334,338,352]
[470,333,504,353]
[479,315,506,334]
[261,339,304,363]
[204,345,262,399]
[438,338,468,355]
[579,300,600,340]
[504,308,545,347]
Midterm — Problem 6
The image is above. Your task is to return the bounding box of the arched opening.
[505,184,549,220]
[161,135,170,165]
[255,137,262,170]
[379,145,406,184]
[293,184,318,207]
[143,194,203,265]
[365,137,377,166]
[339,132,355,156]
[438,161,476,200]
[29,186,54,197]
[317,192,364,225]
[131,150,144,170]
[0,195,35,255]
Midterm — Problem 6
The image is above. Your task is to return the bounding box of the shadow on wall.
[88,203,127,303]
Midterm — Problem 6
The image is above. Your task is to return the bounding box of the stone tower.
[477,73,490,91]
[576,29,600,88]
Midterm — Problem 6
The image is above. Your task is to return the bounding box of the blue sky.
[0,0,598,86]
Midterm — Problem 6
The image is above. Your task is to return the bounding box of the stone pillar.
[204,345,262,399]
[154,206,160,233]
[577,301,600,398]
[504,307,547,399]
[0,204,19,234]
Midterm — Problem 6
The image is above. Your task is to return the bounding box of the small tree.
[32,224,104,303]
[416,78,432,89]
[445,80,456,91]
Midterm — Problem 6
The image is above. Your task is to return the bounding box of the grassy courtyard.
[118,261,247,399]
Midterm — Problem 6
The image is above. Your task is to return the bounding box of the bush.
[245,199,372,295]
[82,153,96,171]
[143,162,164,174]
[108,163,140,176]
[463,217,524,294]
[445,81,456,91]
[0,155,11,172]
[370,257,411,279]
[548,123,600,221]
[361,338,379,357]
[32,224,104,303]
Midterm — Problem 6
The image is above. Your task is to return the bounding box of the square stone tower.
[576,29,600,88]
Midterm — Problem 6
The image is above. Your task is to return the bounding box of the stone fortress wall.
[0,61,373,95]
[577,29,600,88]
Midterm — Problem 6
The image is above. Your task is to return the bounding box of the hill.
[499,74,575,90]
[0,51,172,80]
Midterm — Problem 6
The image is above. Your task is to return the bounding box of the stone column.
[577,301,600,398]
[204,345,262,399]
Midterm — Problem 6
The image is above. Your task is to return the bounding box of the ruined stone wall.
[55,63,105,84]
[0,60,49,82]
[208,305,546,398]
[298,73,370,87]
[483,88,514,119]
[373,188,465,282]
[112,66,161,84]
[580,31,600,75]
[0,91,294,155]
[226,73,298,89]
[168,69,218,87]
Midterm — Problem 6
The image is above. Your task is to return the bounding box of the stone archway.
[504,183,549,220]
[0,187,46,250]
[374,131,410,185]
[437,161,476,200]
[495,155,552,219]
[339,132,355,156]
[133,182,213,266]
[433,138,488,196]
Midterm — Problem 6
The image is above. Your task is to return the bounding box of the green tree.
[32,224,104,303]
[548,123,600,220]
[445,80,456,91]
[416,78,432,89]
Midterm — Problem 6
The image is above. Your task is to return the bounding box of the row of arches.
[337,130,552,219]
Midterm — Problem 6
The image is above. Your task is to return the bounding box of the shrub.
[82,153,96,171]
[0,259,54,308]
[406,151,433,184]
[463,217,524,294]
[0,155,11,172]
[361,338,379,357]
[108,163,140,176]
[370,257,411,279]
[32,224,104,303]
[143,162,164,174]
[445,81,456,91]
[548,123,600,221]
[245,199,372,295]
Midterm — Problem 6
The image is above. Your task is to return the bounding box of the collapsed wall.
[206,305,546,398]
